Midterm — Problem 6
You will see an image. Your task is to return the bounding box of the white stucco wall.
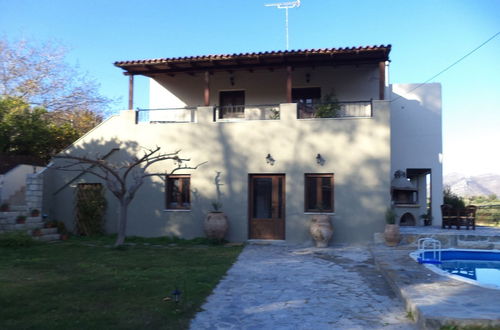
[149,64,380,109]
[390,83,443,226]
[44,101,391,244]
[0,165,44,203]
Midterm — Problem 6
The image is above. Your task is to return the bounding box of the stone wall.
[26,173,43,212]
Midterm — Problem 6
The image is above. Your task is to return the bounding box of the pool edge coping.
[370,244,500,329]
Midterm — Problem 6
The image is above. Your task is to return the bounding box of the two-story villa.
[43,45,443,244]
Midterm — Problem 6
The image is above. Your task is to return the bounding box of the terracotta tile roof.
[114,45,391,75]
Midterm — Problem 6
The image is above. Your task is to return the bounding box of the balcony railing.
[136,107,196,123]
[297,101,372,119]
[215,104,280,121]
[134,101,372,124]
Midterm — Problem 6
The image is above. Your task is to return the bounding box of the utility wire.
[391,31,500,102]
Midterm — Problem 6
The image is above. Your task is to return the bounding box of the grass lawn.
[0,235,243,330]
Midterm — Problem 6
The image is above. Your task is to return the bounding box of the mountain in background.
[444,173,500,197]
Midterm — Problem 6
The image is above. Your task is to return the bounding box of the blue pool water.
[419,250,500,288]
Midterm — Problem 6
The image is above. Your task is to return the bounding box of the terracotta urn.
[384,224,401,247]
[204,211,228,240]
[310,214,333,248]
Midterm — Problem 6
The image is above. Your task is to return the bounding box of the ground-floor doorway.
[248,174,285,240]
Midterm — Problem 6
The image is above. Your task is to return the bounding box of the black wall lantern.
[266,153,275,165]
[316,153,325,165]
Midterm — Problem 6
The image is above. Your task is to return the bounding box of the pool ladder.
[417,238,442,264]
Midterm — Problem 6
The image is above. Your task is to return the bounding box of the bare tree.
[53,146,205,246]
[0,38,112,135]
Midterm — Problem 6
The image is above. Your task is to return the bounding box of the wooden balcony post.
[128,75,134,110]
[379,61,385,100]
[204,71,210,106]
[286,66,292,103]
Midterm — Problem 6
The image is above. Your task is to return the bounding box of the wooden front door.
[249,174,285,240]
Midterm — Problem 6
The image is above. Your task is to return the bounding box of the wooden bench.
[441,204,476,230]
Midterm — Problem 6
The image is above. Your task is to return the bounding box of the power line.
[391,31,500,102]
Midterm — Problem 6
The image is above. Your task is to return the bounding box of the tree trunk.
[115,200,128,246]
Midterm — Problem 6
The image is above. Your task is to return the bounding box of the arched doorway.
[400,212,416,226]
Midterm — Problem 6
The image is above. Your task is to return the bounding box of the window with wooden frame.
[293,87,321,118]
[219,90,245,119]
[305,173,334,212]
[166,175,191,210]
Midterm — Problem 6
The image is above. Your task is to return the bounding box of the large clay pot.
[204,212,228,240]
[384,224,401,247]
[310,214,333,248]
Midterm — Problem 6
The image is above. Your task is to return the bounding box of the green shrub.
[385,208,397,224]
[443,186,465,209]
[0,231,38,247]
[75,183,107,236]
[314,93,341,118]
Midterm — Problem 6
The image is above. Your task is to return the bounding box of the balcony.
[134,101,372,124]
[215,104,280,121]
[297,101,372,119]
[136,107,197,124]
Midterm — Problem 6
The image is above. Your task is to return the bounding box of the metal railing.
[136,107,197,124]
[214,104,280,121]
[297,100,372,119]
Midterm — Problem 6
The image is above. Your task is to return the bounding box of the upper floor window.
[305,173,334,212]
[293,87,321,118]
[219,90,245,119]
[166,175,191,210]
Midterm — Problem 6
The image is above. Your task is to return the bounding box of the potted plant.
[58,222,70,240]
[0,203,9,212]
[16,215,27,224]
[420,210,433,226]
[384,208,400,247]
[32,228,42,237]
[45,220,57,228]
[309,205,333,248]
[204,201,228,240]
[30,209,40,217]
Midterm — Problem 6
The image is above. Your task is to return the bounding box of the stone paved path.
[190,244,416,329]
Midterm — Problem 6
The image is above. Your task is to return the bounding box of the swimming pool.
[411,249,500,289]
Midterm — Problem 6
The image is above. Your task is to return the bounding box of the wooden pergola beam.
[120,58,385,76]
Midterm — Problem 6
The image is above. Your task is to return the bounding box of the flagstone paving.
[190,244,415,329]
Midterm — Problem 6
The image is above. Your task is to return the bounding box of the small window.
[219,90,245,119]
[166,175,191,210]
[293,87,321,118]
[305,173,334,212]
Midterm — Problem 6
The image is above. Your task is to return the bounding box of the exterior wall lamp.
[230,76,235,86]
[266,154,275,165]
[316,153,325,165]
[306,73,311,83]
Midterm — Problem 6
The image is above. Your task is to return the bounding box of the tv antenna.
[265,0,301,50]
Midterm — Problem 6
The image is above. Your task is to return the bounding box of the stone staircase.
[0,205,60,241]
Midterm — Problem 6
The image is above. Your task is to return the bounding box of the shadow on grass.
[68,234,230,247]
[0,236,243,330]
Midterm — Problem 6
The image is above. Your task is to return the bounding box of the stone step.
[31,227,58,236]
[0,211,26,217]
[34,233,61,241]
[1,222,44,231]
[8,205,28,212]
[0,217,42,225]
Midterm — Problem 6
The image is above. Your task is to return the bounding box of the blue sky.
[1,0,499,176]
